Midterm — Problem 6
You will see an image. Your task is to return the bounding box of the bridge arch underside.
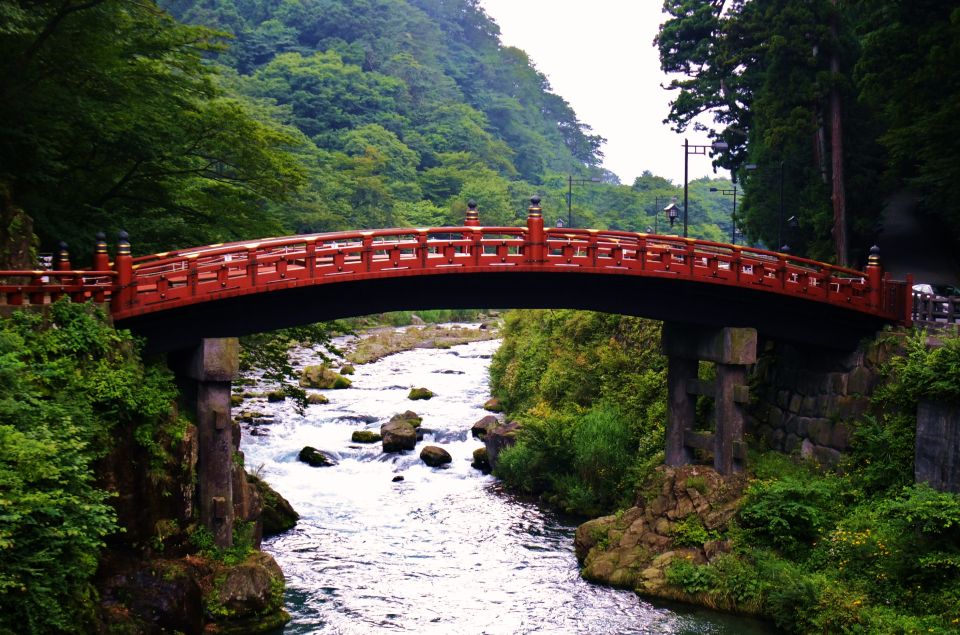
[119,270,890,353]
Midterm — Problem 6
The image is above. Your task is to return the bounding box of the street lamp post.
[709,186,738,245]
[567,175,602,228]
[683,139,729,238]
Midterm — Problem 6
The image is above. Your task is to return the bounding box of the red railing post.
[525,196,544,264]
[465,199,480,227]
[112,231,133,312]
[361,234,374,271]
[55,241,71,271]
[865,244,882,310]
[93,232,110,271]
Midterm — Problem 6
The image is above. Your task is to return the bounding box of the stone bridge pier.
[170,338,239,547]
[662,323,757,474]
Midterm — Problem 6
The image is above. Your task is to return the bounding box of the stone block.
[777,390,791,409]
[830,422,851,451]
[801,396,818,417]
[767,407,784,429]
[784,414,797,435]
[829,372,848,395]
[847,367,873,395]
[184,338,240,382]
[662,324,757,364]
[916,401,960,493]
[788,393,802,414]
[813,445,842,469]
[796,417,812,438]
[809,419,833,446]
[837,396,870,421]
[822,395,840,419]
[800,438,815,460]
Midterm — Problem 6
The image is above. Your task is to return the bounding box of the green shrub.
[671,515,717,547]
[737,473,847,558]
[665,559,716,594]
[0,301,179,634]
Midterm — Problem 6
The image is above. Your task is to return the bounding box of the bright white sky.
[479,0,724,186]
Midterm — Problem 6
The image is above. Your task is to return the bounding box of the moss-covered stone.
[247,474,298,536]
[483,397,503,412]
[266,390,285,402]
[389,410,422,428]
[420,445,452,467]
[339,364,355,375]
[300,365,352,389]
[351,430,382,443]
[471,447,491,473]
[307,393,329,405]
[408,387,434,400]
[297,446,337,467]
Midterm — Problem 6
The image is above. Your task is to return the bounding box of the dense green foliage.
[1,0,742,264]
[488,310,667,515]
[659,331,960,632]
[0,302,180,634]
[657,1,960,262]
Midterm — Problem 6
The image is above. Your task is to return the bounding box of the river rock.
[247,473,299,536]
[204,552,290,633]
[390,410,422,427]
[381,420,417,453]
[300,365,352,389]
[471,415,499,439]
[471,447,491,473]
[408,387,434,400]
[483,420,521,469]
[482,397,503,412]
[298,446,337,467]
[307,393,329,405]
[351,430,382,443]
[392,475,405,482]
[339,364,355,375]
[420,445,452,467]
[266,390,285,402]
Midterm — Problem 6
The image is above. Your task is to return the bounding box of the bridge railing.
[913,291,960,327]
[0,270,116,306]
[0,204,911,326]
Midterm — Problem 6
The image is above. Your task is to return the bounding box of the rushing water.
[239,326,775,634]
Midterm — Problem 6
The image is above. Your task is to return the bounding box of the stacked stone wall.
[748,334,902,467]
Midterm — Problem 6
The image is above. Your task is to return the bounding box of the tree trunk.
[830,3,848,266]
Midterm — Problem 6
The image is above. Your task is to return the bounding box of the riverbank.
[341,319,500,364]
[488,310,960,633]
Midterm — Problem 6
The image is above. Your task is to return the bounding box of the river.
[238,325,775,634]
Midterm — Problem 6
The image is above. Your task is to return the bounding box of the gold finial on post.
[465,199,480,226]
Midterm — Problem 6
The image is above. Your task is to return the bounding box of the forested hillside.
[658,0,960,266]
[1,0,737,261]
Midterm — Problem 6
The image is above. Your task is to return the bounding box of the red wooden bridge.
[0,198,912,350]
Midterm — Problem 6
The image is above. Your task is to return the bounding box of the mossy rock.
[389,410,422,428]
[408,387,434,400]
[297,446,337,467]
[266,390,286,402]
[483,397,503,412]
[230,394,244,407]
[339,364,355,375]
[420,445,452,468]
[351,430,382,443]
[471,447,491,474]
[247,473,299,536]
[307,393,329,405]
[300,365,352,389]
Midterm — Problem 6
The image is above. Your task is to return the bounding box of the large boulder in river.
[471,415,499,439]
[471,447,491,474]
[247,473,299,536]
[299,365,352,389]
[389,410,422,428]
[420,445,452,468]
[381,420,417,453]
[483,421,521,469]
[203,552,290,633]
[298,446,337,467]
